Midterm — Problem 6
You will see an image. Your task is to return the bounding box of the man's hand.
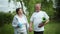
[38,19,49,28]
[38,23,44,28]
[29,27,33,32]
[29,22,33,32]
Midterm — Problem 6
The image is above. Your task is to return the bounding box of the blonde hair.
[35,3,41,7]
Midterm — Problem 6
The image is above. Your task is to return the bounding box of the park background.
[0,0,60,34]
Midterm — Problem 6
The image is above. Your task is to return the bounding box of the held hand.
[29,27,33,32]
[38,23,44,28]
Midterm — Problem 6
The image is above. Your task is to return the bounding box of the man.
[29,3,49,34]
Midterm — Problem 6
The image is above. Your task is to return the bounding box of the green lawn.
[0,21,60,34]
[44,21,60,34]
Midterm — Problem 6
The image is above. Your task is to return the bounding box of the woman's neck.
[18,14,23,18]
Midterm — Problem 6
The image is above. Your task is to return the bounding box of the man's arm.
[38,12,49,27]
[29,21,33,32]
[29,13,34,32]
[44,19,49,25]
[38,19,49,27]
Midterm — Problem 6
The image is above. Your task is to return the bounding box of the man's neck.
[36,10,40,12]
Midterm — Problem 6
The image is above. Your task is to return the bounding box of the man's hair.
[34,3,41,12]
[35,3,41,7]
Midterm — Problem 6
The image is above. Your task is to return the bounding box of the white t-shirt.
[30,11,49,31]
[12,14,29,33]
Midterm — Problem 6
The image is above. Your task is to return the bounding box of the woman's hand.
[16,26,20,28]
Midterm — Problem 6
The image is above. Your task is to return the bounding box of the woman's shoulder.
[14,14,18,18]
[23,14,26,18]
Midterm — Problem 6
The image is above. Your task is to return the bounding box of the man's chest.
[33,13,44,19]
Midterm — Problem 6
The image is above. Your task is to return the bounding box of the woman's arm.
[12,17,19,28]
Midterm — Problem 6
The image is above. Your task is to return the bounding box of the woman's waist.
[16,27,27,32]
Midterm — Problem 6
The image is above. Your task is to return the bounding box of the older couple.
[12,3,49,34]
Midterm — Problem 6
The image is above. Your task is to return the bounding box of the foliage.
[23,0,54,19]
[10,0,54,19]
[0,12,14,27]
[0,23,14,34]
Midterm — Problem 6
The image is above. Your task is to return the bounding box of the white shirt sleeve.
[30,14,34,22]
[44,12,49,20]
[12,16,18,28]
[24,15,29,29]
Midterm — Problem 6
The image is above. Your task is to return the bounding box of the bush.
[0,12,14,27]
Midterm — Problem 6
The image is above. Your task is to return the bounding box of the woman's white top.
[12,14,29,33]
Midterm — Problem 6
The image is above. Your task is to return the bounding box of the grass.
[0,21,60,34]
[44,21,60,34]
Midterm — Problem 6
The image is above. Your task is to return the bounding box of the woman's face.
[18,9,23,15]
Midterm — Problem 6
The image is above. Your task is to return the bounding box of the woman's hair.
[16,8,25,14]
[16,8,21,14]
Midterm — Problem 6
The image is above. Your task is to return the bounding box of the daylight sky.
[0,0,27,13]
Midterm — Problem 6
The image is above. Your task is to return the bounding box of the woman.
[12,8,29,34]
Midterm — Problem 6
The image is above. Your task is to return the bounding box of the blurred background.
[0,0,60,34]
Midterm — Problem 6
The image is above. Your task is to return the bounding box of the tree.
[54,0,60,20]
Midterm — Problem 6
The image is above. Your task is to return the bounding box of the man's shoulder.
[40,11,46,14]
[40,11,45,13]
[32,12,36,16]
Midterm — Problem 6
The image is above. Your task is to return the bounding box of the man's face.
[35,4,41,12]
